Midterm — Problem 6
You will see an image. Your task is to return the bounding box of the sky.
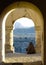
[13,17,35,30]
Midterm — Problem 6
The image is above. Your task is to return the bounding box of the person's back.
[26,42,36,54]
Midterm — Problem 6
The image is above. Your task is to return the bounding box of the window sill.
[4,53,42,63]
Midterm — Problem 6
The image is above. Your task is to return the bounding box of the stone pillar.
[36,31,42,53]
[5,26,13,53]
[35,26,42,53]
[10,30,14,52]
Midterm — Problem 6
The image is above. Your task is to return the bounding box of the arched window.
[13,17,36,54]
[1,2,44,63]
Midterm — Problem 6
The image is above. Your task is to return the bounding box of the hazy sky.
[13,17,34,30]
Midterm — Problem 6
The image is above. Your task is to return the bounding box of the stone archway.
[0,2,44,64]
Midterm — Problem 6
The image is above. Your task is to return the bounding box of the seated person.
[26,42,36,54]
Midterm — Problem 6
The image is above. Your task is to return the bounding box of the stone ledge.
[4,53,42,63]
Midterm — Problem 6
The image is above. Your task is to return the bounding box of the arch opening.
[13,17,36,54]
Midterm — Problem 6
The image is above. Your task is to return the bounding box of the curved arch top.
[1,1,43,18]
[1,2,44,31]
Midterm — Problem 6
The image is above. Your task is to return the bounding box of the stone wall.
[0,2,44,65]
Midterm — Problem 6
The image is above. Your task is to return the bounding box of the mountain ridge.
[13,27,35,35]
